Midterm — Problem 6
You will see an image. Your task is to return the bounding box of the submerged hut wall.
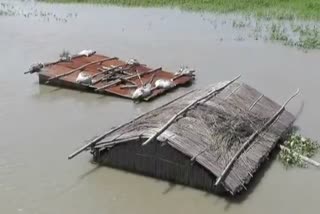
[97,139,223,193]
[87,80,296,195]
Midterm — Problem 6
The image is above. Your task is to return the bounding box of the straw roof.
[93,81,295,194]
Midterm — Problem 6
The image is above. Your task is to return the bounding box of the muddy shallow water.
[1,1,320,214]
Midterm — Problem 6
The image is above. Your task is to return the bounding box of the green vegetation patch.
[279,133,320,168]
[39,0,320,20]
[294,26,320,49]
[269,23,320,50]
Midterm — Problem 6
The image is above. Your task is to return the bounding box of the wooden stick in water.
[214,88,300,186]
[142,75,241,146]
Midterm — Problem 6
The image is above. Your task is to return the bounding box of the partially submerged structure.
[25,51,194,101]
[69,77,297,195]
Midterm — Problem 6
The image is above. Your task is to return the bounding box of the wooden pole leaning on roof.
[45,57,118,83]
[95,67,162,92]
[91,63,124,79]
[67,88,196,160]
[91,64,130,85]
[214,88,300,187]
[141,75,241,146]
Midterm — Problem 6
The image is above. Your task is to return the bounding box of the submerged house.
[70,78,296,195]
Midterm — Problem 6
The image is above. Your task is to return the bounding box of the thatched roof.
[93,80,295,194]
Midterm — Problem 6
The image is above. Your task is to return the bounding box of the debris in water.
[279,133,320,168]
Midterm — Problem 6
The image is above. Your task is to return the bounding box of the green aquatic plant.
[295,26,320,49]
[279,133,320,168]
[270,23,289,42]
[232,20,247,28]
[268,23,320,50]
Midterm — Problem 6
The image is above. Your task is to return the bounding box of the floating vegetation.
[279,133,320,168]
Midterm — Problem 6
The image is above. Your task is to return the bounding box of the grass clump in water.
[270,23,289,42]
[294,26,320,49]
[268,23,320,50]
[279,133,320,168]
[232,20,248,28]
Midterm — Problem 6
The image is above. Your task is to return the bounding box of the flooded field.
[1,1,320,213]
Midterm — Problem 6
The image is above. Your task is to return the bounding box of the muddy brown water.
[1,1,320,213]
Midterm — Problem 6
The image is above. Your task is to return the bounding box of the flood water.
[1,1,320,213]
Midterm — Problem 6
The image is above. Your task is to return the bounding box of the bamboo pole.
[91,64,131,85]
[249,94,264,110]
[94,136,142,148]
[171,73,192,81]
[214,88,300,186]
[142,75,241,146]
[120,78,137,86]
[68,88,196,159]
[146,72,157,85]
[95,67,162,92]
[45,57,117,83]
[136,69,144,85]
[190,146,209,161]
[279,144,320,167]
[91,63,125,79]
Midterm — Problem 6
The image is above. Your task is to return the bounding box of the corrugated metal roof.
[35,54,194,101]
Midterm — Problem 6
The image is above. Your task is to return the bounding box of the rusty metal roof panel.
[31,53,194,101]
